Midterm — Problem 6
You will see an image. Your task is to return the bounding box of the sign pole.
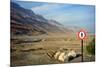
[78,29,86,62]
[81,39,83,62]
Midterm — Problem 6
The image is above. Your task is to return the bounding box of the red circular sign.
[78,30,86,40]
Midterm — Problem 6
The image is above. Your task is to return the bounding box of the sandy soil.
[11,34,95,66]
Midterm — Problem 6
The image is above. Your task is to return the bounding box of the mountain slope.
[11,2,71,36]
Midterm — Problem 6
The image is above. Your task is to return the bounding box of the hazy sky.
[12,1,95,33]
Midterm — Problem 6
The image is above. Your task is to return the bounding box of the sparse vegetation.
[86,38,95,55]
[11,34,95,66]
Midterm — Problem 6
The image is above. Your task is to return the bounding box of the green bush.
[86,38,95,55]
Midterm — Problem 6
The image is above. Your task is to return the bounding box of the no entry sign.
[78,30,86,40]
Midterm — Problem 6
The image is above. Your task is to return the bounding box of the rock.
[58,52,66,62]
[67,50,77,58]
[54,51,61,60]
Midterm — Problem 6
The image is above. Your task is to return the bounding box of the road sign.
[77,29,87,62]
[78,30,86,40]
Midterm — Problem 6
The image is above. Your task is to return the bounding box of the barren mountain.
[11,2,72,36]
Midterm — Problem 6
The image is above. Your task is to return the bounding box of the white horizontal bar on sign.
[18,0,95,5]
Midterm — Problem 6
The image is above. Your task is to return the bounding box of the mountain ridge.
[11,2,73,36]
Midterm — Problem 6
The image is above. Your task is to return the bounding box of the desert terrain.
[10,2,95,66]
[11,33,95,66]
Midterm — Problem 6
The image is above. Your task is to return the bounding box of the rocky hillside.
[11,2,72,36]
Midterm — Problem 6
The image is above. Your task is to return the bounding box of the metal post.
[81,39,83,62]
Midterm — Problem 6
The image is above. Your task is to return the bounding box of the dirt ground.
[11,34,95,66]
